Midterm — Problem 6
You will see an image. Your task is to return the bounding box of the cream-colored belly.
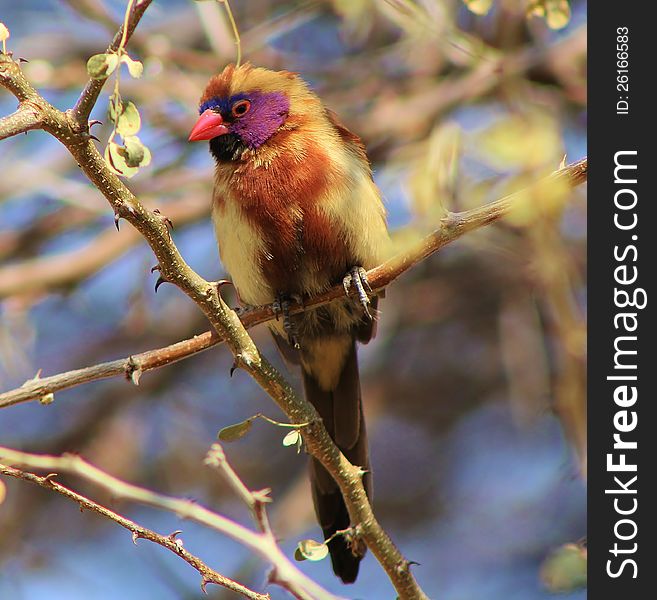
[212,200,273,307]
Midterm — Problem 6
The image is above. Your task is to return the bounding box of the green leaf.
[86,53,119,79]
[295,539,329,562]
[116,101,141,137]
[540,543,587,592]
[218,418,254,442]
[282,429,301,448]
[104,141,139,178]
[294,547,306,561]
[121,54,144,79]
[119,136,151,169]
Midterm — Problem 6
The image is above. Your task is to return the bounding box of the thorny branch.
[0,157,587,409]
[0,8,428,598]
[0,448,341,600]
[0,105,44,141]
[0,3,588,595]
[0,464,269,600]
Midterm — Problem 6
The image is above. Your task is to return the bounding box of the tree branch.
[0,194,209,299]
[0,105,44,140]
[70,0,154,124]
[1,4,588,589]
[0,447,342,600]
[204,443,275,538]
[1,44,427,597]
[0,464,269,600]
[0,157,587,409]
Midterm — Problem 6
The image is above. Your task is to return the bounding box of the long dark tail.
[302,340,371,584]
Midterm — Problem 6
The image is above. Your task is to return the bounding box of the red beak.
[189,109,229,142]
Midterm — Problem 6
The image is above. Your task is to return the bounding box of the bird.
[189,63,390,583]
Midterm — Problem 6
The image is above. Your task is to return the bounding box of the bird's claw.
[273,294,300,349]
[343,266,372,319]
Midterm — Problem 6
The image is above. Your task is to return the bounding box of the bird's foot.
[272,294,301,349]
[343,266,372,319]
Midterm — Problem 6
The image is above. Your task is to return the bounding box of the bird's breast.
[212,132,389,311]
[212,197,274,306]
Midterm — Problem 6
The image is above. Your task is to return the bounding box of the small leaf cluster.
[217,413,306,451]
[86,51,150,178]
[86,52,143,80]
[294,538,329,562]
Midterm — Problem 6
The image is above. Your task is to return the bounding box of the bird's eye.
[231,100,251,117]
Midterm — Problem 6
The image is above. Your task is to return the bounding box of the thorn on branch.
[150,264,161,274]
[88,119,102,128]
[114,212,121,231]
[132,531,140,545]
[42,473,58,484]
[252,488,272,504]
[125,356,142,385]
[168,529,183,541]
[440,210,461,232]
[153,208,173,237]
[200,578,210,594]
[154,276,167,293]
[395,558,412,576]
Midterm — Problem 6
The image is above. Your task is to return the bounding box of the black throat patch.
[209,133,248,162]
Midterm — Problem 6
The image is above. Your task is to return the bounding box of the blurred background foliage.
[0,0,586,598]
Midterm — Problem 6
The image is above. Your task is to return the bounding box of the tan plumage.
[192,63,391,583]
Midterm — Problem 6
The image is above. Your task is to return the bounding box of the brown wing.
[324,108,371,167]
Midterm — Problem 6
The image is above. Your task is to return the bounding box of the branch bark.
[0,466,269,600]
[1,20,427,599]
[0,448,341,600]
[0,194,209,298]
[0,157,587,409]
[0,105,44,140]
[70,0,154,124]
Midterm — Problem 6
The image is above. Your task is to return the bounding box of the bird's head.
[189,63,317,162]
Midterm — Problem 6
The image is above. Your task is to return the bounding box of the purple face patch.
[200,91,290,149]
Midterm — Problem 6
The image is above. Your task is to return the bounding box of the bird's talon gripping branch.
[272,295,300,349]
[343,266,372,319]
